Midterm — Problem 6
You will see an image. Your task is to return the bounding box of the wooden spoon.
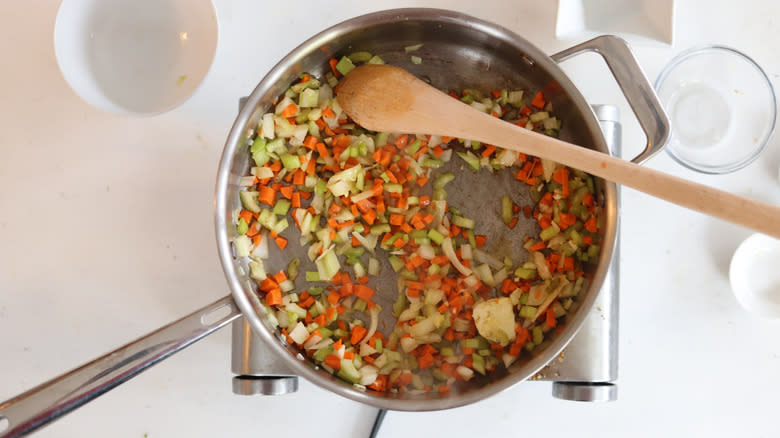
[336,64,780,239]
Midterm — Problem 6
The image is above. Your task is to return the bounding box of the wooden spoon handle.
[461,113,780,239]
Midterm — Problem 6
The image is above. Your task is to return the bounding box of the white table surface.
[2,1,779,437]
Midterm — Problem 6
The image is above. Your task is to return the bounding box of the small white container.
[556,0,675,46]
[54,0,218,116]
[729,233,780,320]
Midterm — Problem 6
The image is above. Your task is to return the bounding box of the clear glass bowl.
[654,46,777,174]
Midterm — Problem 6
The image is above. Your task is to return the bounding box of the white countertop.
[1,1,779,437]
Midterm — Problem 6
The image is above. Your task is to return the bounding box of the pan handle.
[0,295,241,438]
[551,35,671,164]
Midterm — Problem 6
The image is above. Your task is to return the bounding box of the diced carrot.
[528,241,546,252]
[275,236,288,250]
[531,91,546,109]
[481,145,497,158]
[325,354,341,370]
[394,134,409,148]
[303,135,318,150]
[265,288,282,306]
[280,104,298,118]
[291,192,302,208]
[238,209,254,224]
[258,186,276,206]
[584,216,598,233]
[545,307,557,328]
[474,235,487,247]
[553,167,570,196]
[328,59,340,78]
[350,325,368,344]
[583,235,594,245]
[279,185,294,199]
[508,217,519,229]
[327,290,341,306]
[389,213,404,226]
[417,352,434,369]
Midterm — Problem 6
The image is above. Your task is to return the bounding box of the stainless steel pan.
[0,8,668,437]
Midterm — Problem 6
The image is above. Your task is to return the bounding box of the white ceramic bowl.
[729,233,780,319]
[54,0,218,116]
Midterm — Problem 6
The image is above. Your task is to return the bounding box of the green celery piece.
[236,218,248,235]
[519,305,537,319]
[375,338,383,353]
[472,353,486,375]
[273,199,291,216]
[240,191,261,213]
[312,346,333,362]
[335,56,355,76]
[514,267,537,280]
[388,255,404,272]
[501,195,513,225]
[457,151,480,170]
[432,172,455,190]
[280,154,301,170]
[532,326,544,345]
[540,222,560,241]
[348,51,373,63]
[428,228,444,245]
[410,55,422,64]
[299,88,319,108]
[367,55,385,65]
[287,258,300,281]
[406,139,422,155]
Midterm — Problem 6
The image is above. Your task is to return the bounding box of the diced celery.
[540,222,560,241]
[375,338,383,353]
[280,154,301,170]
[348,51,373,63]
[404,43,423,53]
[287,258,300,281]
[370,224,391,235]
[236,218,248,235]
[240,191,261,213]
[514,267,537,280]
[519,305,537,319]
[299,88,319,108]
[472,353,486,375]
[410,55,422,65]
[388,255,404,272]
[308,286,323,296]
[426,229,444,245]
[433,172,455,190]
[532,326,544,345]
[313,346,333,362]
[384,183,403,193]
[335,56,355,76]
[501,195,513,225]
[452,215,475,229]
[367,55,385,65]
[273,199,291,216]
[305,271,320,282]
[457,151,480,170]
[406,139,422,155]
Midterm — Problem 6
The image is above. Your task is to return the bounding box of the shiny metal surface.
[0,296,241,438]
[231,318,299,396]
[552,36,670,165]
[537,105,620,402]
[232,377,299,396]
[552,383,617,402]
[214,8,664,411]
